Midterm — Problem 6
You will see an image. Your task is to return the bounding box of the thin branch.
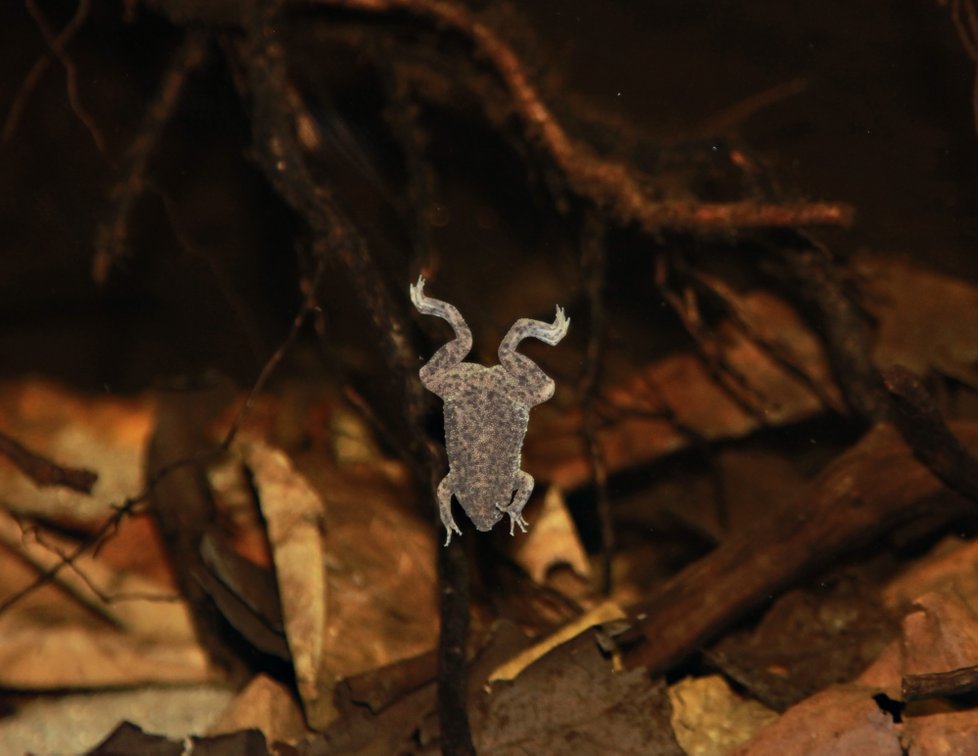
[903,665,978,701]
[220,257,328,450]
[578,211,614,596]
[3,0,91,144]
[298,0,853,234]
[0,255,328,618]
[22,523,180,605]
[23,0,104,152]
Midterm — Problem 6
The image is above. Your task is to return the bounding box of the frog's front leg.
[436,472,464,546]
[498,305,570,407]
[410,275,472,396]
[499,470,534,536]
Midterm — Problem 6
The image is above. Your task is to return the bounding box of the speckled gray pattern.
[410,276,569,545]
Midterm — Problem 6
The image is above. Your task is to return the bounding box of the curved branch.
[300,0,853,233]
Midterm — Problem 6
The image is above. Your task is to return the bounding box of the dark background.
[1,0,974,389]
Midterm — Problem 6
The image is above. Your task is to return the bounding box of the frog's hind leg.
[498,306,570,407]
[437,472,464,546]
[410,276,472,393]
[500,470,534,536]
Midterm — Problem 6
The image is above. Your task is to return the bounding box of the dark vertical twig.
[375,49,441,274]
[943,0,978,134]
[437,538,475,755]
[578,211,614,595]
[227,10,475,749]
[94,28,210,284]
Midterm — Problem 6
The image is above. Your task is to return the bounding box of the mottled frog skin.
[410,276,569,545]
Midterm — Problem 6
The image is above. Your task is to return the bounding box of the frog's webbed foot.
[437,474,463,546]
[409,275,433,313]
[500,470,534,537]
[500,306,571,351]
[410,275,466,327]
[542,305,570,345]
[497,307,569,407]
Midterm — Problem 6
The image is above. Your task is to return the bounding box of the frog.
[410,275,570,545]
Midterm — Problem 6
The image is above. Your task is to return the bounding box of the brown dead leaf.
[903,591,978,678]
[487,600,626,684]
[857,255,978,388]
[514,486,590,584]
[240,438,327,723]
[708,582,896,710]
[529,256,978,495]
[0,509,191,641]
[0,379,155,524]
[90,721,268,756]
[0,509,214,689]
[202,387,436,729]
[528,289,836,489]
[286,448,437,729]
[732,684,901,755]
[856,639,903,702]
[668,675,778,756]
[882,536,978,614]
[476,630,681,754]
[0,618,212,689]
[208,673,310,744]
[902,699,978,754]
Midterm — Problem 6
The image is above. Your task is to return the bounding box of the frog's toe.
[409,275,426,306]
[443,519,463,546]
[508,512,529,536]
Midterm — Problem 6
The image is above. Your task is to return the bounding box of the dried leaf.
[0,686,233,755]
[902,699,978,754]
[477,631,681,754]
[208,674,311,744]
[297,453,438,681]
[0,620,212,688]
[529,290,836,489]
[668,675,777,756]
[858,256,978,388]
[90,722,269,756]
[0,510,213,689]
[0,379,154,523]
[514,486,590,583]
[732,685,901,755]
[903,591,978,677]
[0,509,190,640]
[855,639,903,702]
[241,439,327,720]
[883,536,978,614]
[708,584,896,710]
[488,600,626,683]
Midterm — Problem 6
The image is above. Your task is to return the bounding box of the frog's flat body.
[410,276,569,544]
